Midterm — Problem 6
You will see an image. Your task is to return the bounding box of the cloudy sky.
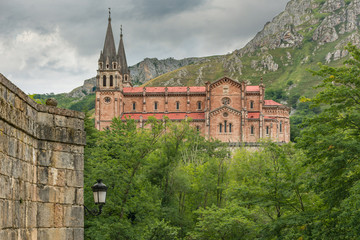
[0,0,289,94]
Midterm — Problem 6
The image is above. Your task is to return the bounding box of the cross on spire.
[108,8,111,20]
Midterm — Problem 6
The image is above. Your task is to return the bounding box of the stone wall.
[0,74,85,240]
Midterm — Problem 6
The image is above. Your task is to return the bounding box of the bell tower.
[95,9,131,130]
[96,9,121,91]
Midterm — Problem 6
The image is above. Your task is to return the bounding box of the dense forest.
[83,45,360,239]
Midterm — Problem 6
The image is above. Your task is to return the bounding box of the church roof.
[100,14,117,63]
[246,86,260,91]
[264,100,282,106]
[121,112,205,120]
[123,86,206,93]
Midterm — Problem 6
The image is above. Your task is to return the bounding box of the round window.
[223,112,228,117]
[222,97,230,105]
[104,97,111,103]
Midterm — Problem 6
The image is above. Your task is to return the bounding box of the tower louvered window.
[103,76,106,86]
[110,75,113,86]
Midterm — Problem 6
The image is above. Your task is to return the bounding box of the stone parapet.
[0,74,85,240]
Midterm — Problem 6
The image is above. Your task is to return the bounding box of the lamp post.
[84,179,108,216]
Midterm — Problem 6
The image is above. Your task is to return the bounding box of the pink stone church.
[95,14,291,143]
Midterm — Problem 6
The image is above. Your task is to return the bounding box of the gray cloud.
[0,0,289,93]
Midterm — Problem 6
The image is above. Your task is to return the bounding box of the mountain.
[145,0,360,99]
[39,0,360,114]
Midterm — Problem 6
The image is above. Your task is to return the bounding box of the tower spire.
[100,8,117,65]
[118,25,129,75]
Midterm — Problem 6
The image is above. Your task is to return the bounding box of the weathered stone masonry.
[0,74,85,240]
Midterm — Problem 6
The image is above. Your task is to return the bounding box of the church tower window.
[110,75,113,86]
[266,126,269,135]
[154,101,158,110]
[197,101,202,110]
[103,76,106,86]
[250,101,254,109]
[280,121,283,133]
[176,101,180,110]
[132,102,136,111]
[251,126,254,135]
[229,123,232,133]
[224,120,227,132]
[219,123,223,133]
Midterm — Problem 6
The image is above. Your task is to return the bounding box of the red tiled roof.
[264,100,282,106]
[123,86,206,93]
[123,87,143,93]
[248,112,260,119]
[246,86,260,91]
[146,87,165,92]
[167,87,187,92]
[189,86,206,92]
[121,112,205,120]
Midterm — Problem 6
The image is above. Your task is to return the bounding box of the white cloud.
[0,27,97,93]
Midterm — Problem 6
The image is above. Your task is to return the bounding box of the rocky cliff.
[65,0,360,108]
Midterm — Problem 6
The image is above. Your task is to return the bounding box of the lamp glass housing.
[91,179,108,205]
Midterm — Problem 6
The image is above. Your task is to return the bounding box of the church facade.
[95,14,291,143]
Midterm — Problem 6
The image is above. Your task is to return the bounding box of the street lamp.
[84,179,108,216]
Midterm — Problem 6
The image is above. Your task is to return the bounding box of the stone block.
[63,187,76,205]
[49,168,65,187]
[26,201,37,228]
[2,200,12,228]
[73,228,84,240]
[37,202,54,227]
[75,188,84,205]
[37,149,52,167]
[64,206,83,228]
[13,200,26,228]
[37,185,61,203]
[65,170,83,188]
[52,151,74,170]
[37,167,49,185]
[37,112,54,126]
[54,115,67,128]
[0,153,12,176]
[73,154,84,171]
[54,204,64,227]
[8,136,17,158]
[0,175,11,199]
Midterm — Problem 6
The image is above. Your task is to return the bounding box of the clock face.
[104,97,111,103]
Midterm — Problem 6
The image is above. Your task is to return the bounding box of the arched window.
[176,101,180,110]
[280,121,283,133]
[125,75,128,81]
[266,126,269,135]
[229,123,232,133]
[197,101,202,110]
[132,102,136,111]
[250,101,254,109]
[154,101,158,110]
[251,126,254,135]
[224,120,227,133]
[219,123,223,133]
[110,75,113,87]
[196,126,200,132]
[113,63,116,69]
[103,76,106,86]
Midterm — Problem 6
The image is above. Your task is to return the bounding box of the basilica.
[95,14,290,143]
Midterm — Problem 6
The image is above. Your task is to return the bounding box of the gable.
[209,76,244,90]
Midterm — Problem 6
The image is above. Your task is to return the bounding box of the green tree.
[296,43,360,238]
